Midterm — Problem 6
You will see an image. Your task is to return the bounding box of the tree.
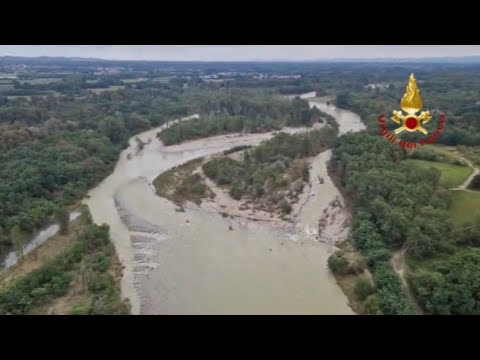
[456,214,480,246]
[44,117,62,134]
[362,295,382,315]
[335,92,351,109]
[328,252,350,275]
[10,225,24,259]
[55,207,70,234]
[229,184,244,200]
[98,116,127,143]
[412,248,480,315]
[79,206,93,225]
[468,174,480,191]
[125,114,151,132]
[354,277,375,301]
[279,198,292,214]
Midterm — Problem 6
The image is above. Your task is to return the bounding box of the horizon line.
[3,54,480,63]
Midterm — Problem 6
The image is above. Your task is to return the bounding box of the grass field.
[428,144,457,154]
[19,78,62,85]
[404,159,473,188]
[6,95,31,101]
[89,86,125,94]
[0,84,13,92]
[449,191,480,226]
[457,145,480,167]
[121,78,147,83]
[6,91,61,101]
[152,76,174,83]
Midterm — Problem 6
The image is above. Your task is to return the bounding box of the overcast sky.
[1,45,480,61]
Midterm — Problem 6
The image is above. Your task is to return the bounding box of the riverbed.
[84,97,365,315]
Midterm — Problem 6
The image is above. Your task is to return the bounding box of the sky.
[1,45,480,61]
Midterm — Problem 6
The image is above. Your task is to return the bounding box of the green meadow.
[403,159,472,188]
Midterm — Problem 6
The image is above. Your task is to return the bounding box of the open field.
[89,85,125,94]
[0,84,14,92]
[422,144,466,163]
[403,159,473,188]
[19,78,62,85]
[122,78,147,83]
[152,76,174,83]
[449,191,480,226]
[6,91,62,101]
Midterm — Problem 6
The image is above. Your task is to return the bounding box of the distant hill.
[309,56,480,63]
[1,55,480,64]
[0,56,105,62]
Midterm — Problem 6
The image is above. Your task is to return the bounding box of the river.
[84,95,365,315]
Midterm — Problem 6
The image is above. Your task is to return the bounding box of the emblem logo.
[378,73,446,148]
[391,74,431,135]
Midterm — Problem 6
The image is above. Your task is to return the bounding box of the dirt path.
[391,249,424,315]
[449,153,480,191]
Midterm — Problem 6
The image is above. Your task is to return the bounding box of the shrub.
[366,248,391,267]
[229,185,244,200]
[0,265,72,314]
[71,303,92,315]
[88,273,116,295]
[86,252,110,273]
[0,223,128,315]
[411,248,480,315]
[468,174,480,190]
[373,263,415,315]
[280,198,292,214]
[328,252,350,275]
[354,277,375,301]
[362,294,382,315]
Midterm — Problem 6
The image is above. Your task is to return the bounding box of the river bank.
[0,209,128,315]
[0,211,81,270]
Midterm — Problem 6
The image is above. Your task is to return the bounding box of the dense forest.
[329,132,480,314]
[0,82,188,254]
[332,68,480,146]
[158,93,332,145]
[0,83,201,255]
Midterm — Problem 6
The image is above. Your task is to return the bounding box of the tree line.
[159,95,331,145]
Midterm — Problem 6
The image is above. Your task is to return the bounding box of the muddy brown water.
[84,98,365,314]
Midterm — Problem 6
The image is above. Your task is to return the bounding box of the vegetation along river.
[83,94,365,314]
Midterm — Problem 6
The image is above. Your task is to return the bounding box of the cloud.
[0,45,480,61]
